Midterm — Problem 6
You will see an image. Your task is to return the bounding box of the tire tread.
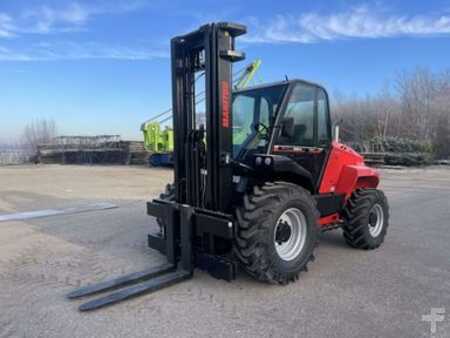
[342,188,389,250]
[234,182,319,284]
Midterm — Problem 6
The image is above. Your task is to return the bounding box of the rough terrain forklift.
[68,22,389,311]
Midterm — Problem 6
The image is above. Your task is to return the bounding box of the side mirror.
[280,117,295,139]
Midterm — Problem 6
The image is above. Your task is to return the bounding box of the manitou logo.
[422,307,446,335]
[221,80,230,128]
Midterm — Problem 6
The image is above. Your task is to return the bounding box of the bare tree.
[331,67,449,159]
[22,118,58,156]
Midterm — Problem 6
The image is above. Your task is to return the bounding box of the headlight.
[264,157,272,166]
[255,156,263,165]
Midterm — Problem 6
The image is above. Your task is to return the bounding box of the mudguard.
[335,164,379,198]
[320,142,379,199]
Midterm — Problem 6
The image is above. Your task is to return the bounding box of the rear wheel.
[234,182,319,284]
[342,189,389,249]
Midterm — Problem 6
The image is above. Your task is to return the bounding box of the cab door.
[272,82,332,189]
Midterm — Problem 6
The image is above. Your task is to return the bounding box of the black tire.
[234,182,319,285]
[156,183,175,233]
[342,189,389,249]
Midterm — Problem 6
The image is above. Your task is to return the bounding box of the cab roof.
[234,78,327,94]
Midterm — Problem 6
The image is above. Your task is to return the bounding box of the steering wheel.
[253,122,269,134]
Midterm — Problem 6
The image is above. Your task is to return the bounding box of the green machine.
[143,122,174,153]
[141,59,261,166]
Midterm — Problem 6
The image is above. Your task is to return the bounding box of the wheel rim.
[368,203,384,237]
[274,208,307,261]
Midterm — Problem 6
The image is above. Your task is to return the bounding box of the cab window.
[278,83,331,147]
[280,83,315,147]
[317,88,331,146]
[232,95,255,147]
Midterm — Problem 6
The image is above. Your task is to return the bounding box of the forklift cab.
[232,80,332,191]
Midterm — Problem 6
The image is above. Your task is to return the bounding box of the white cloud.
[0,1,151,37]
[20,3,90,34]
[0,13,16,38]
[0,1,162,62]
[245,6,450,43]
[0,42,168,61]
[0,46,33,61]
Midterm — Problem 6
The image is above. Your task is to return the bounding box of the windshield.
[232,84,287,158]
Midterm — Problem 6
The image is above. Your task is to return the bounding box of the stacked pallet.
[362,152,386,166]
[38,136,150,165]
[120,141,150,165]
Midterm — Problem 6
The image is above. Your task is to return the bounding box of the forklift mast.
[171,22,246,212]
[68,24,248,312]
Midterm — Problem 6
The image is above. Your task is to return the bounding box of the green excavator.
[141,59,262,166]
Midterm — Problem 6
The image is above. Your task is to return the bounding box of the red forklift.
[68,22,389,311]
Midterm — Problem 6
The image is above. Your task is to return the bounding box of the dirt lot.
[0,165,449,337]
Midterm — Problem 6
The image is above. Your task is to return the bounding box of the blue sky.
[1,0,450,141]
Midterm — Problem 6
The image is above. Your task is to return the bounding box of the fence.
[0,149,31,165]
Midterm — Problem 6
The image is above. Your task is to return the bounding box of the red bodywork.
[318,141,379,226]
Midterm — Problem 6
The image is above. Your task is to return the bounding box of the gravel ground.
[0,164,449,338]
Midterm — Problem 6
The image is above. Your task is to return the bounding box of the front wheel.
[234,182,319,284]
[342,189,389,249]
